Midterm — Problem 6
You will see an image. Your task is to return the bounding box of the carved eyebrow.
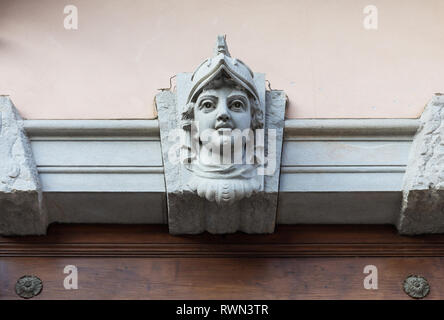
[196,94,217,103]
[227,94,248,101]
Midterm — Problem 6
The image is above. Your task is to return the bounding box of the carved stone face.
[194,85,252,155]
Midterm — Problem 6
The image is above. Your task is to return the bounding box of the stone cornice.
[1,115,425,234]
[24,120,160,137]
[23,118,419,138]
[285,118,419,136]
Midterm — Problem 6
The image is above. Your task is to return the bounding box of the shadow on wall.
[0,0,18,50]
[0,0,16,20]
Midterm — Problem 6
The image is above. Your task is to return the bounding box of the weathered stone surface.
[0,96,47,235]
[397,94,444,234]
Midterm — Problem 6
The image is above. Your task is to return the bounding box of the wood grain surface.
[1,224,444,299]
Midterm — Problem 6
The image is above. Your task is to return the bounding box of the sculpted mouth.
[215,123,233,130]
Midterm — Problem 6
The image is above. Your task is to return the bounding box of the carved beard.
[186,163,261,206]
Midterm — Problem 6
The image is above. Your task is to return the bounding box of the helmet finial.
[214,35,231,57]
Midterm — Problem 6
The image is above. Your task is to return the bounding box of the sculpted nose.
[217,113,230,122]
[216,104,230,122]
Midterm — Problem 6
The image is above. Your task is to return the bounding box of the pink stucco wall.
[0,0,443,119]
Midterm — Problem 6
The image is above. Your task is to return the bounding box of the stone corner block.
[397,93,444,235]
[0,96,47,235]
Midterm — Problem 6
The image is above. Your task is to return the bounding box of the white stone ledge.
[280,166,406,173]
[285,119,420,136]
[24,119,420,137]
[20,119,418,226]
[24,120,160,137]
[38,166,164,174]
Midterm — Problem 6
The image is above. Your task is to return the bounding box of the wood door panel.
[1,257,443,299]
[1,224,444,299]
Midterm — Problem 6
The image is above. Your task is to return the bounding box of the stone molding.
[0,97,434,235]
[24,119,159,137]
[285,119,419,136]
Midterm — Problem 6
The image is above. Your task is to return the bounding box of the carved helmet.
[186,35,260,105]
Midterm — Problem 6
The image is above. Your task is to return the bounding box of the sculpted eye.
[200,100,215,111]
[230,100,245,111]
